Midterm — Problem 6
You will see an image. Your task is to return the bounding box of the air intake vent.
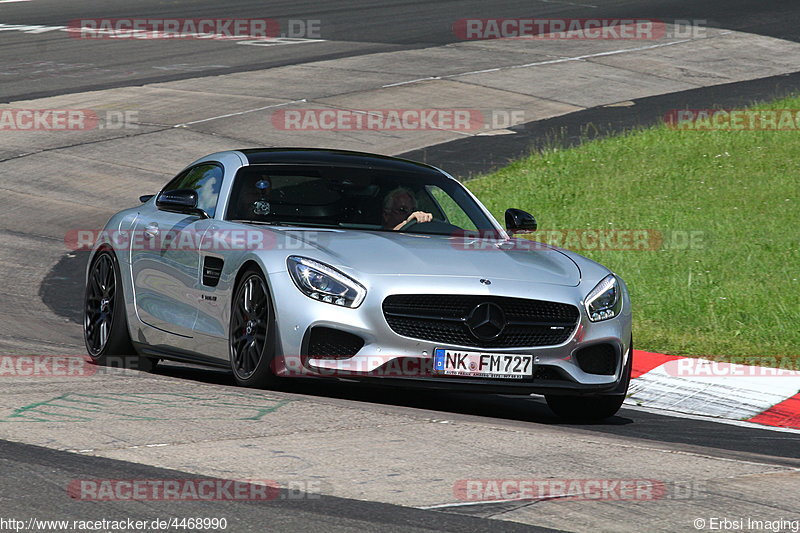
[532,366,568,381]
[574,344,618,375]
[307,327,364,359]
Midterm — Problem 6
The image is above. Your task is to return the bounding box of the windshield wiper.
[230,220,333,228]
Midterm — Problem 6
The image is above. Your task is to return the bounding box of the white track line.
[459,39,696,75]
[378,38,697,89]
[541,0,598,8]
[173,99,306,127]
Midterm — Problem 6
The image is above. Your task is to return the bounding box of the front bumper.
[268,271,632,396]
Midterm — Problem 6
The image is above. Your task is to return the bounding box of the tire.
[83,250,158,372]
[545,339,633,420]
[229,267,280,388]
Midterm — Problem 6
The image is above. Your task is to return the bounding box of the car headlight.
[287,256,366,308]
[584,274,622,322]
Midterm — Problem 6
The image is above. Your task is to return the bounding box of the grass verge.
[467,96,800,361]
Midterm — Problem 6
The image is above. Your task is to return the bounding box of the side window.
[160,163,224,217]
[426,185,478,231]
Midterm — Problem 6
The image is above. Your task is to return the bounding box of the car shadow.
[153,361,634,427]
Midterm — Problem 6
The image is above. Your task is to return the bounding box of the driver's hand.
[409,211,433,224]
[394,211,432,230]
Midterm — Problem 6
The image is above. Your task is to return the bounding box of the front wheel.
[545,392,626,420]
[83,250,157,372]
[545,340,632,420]
[229,268,280,388]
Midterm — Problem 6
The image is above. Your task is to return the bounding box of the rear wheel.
[83,251,157,372]
[545,339,632,420]
[229,268,280,388]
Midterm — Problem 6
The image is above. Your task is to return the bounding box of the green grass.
[466,96,800,360]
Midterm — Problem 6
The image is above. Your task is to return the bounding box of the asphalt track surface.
[0,439,558,533]
[51,358,800,461]
[0,0,798,102]
[2,0,800,531]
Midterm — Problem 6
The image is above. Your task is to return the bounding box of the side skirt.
[133,342,230,369]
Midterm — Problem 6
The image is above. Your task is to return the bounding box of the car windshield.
[225,164,498,235]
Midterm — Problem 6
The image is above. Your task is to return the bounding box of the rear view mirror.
[156,189,209,219]
[505,208,537,233]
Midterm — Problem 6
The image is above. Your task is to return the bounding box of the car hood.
[278,229,581,286]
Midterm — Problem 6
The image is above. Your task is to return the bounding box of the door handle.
[144,223,159,239]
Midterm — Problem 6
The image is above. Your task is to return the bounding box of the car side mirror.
[505,208,537,233]
[156,189,209,219]
[139,194,154,203]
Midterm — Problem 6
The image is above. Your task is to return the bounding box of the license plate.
[433,348,534,379]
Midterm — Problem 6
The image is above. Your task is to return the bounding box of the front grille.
[383,294,579,348]
[306,327,364,359]
[574,344,617,375]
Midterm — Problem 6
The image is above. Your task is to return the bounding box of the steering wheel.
[399,217,419,231]
[398,217,455,233]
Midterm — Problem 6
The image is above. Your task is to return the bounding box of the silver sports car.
[84,148,632,419]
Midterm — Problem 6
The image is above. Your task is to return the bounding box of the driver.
[382,187,433,230]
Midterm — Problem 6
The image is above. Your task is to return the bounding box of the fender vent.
[202,256,224,287]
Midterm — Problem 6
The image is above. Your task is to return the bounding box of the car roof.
[236,148,445,176]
